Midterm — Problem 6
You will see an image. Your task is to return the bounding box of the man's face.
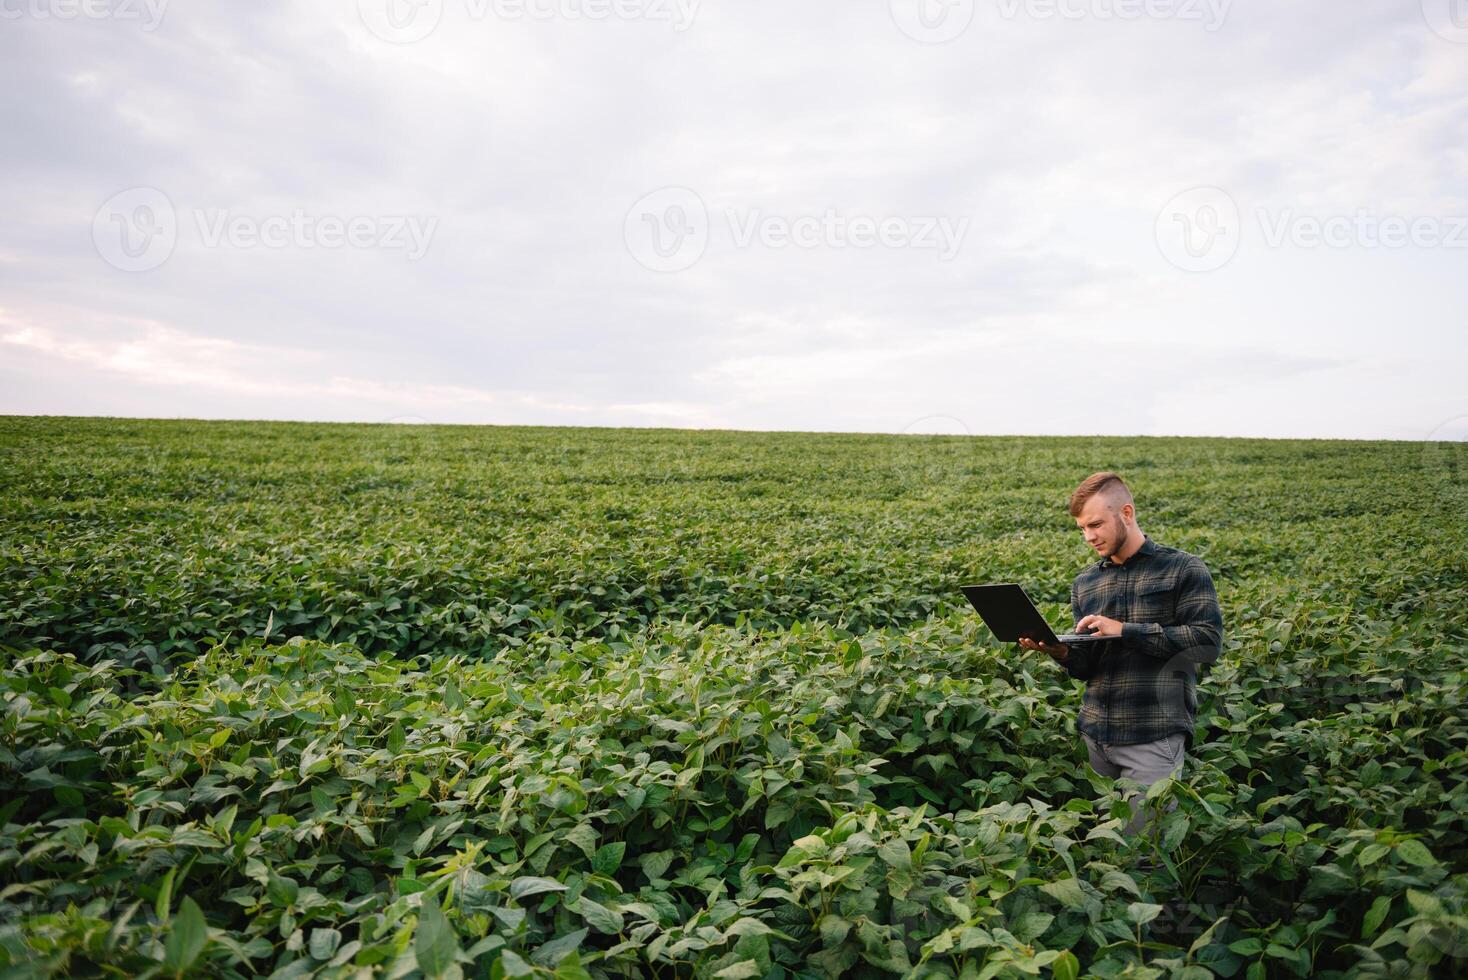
[1075,496,1130,559]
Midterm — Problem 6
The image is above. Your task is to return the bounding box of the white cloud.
[0,1,1463,437]
[0,306,730,428]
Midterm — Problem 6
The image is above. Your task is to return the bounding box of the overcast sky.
[2,0,1465,440]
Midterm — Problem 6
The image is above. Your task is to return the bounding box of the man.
[1019,471,1223,834]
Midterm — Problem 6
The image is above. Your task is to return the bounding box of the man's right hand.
[1018,636,1070,662]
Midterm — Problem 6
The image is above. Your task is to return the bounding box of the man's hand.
[1019,636,1070,662]
[1075,614,1123,637]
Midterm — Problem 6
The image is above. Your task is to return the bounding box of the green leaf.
[1396,839,1436,867]
[266,871,299,908]
[819,914,852,948]
[554,953,592,980]
[1040,877,1087,910]
[500,949,535,977]
[532,928,587,967]
[163,896,208,974]
[640,850,674,880]
[1174,968,1214,980]
[1405,889,1443,916]
[154,866,177,926]
[1052,950,1080,980]
[714,961,761,979]
[414,896,459,979]
[1011,911,1053,943]
[1302,863,1353,900]
[564,823,598,860]
[309,927,342,960]
[510,876,567,902]
[1161,813,1191,852]
[212,803,237,839]
[1187,914,1228,956]
[593,840,626,876]
[1229,937,1263,956]
[489,906,526,932]
[876,837,911,870]
[575,896,624,934]
[1362,896,1391,938]
[764,801,794,829]
[1126,902,1163,926]
[724,918,775,939]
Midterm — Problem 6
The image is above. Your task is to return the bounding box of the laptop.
[961,583,1109,646]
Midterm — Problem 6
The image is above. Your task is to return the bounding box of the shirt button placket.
[1114,563,1130,745]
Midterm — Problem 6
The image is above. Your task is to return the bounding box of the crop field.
[1,416,1466,979]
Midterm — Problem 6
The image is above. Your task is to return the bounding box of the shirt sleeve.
[1120,557,1223,664]
[1061,577,1098,680]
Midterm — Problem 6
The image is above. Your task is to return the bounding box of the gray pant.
[1082,732,1185,835]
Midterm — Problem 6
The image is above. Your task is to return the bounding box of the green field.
[2,417,1465,979]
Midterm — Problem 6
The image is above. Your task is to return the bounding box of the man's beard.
[1104,517,1130,558]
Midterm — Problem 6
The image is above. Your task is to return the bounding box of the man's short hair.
[1069,471,1133,517]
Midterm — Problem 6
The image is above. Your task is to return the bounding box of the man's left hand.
[1075,614,1124,637]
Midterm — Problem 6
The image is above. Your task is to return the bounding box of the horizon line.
[0,412,1452,444]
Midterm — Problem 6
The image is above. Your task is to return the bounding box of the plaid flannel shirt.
[1061,535,1223,747]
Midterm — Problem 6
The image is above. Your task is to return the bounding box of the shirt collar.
[1097,533,1156,569]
